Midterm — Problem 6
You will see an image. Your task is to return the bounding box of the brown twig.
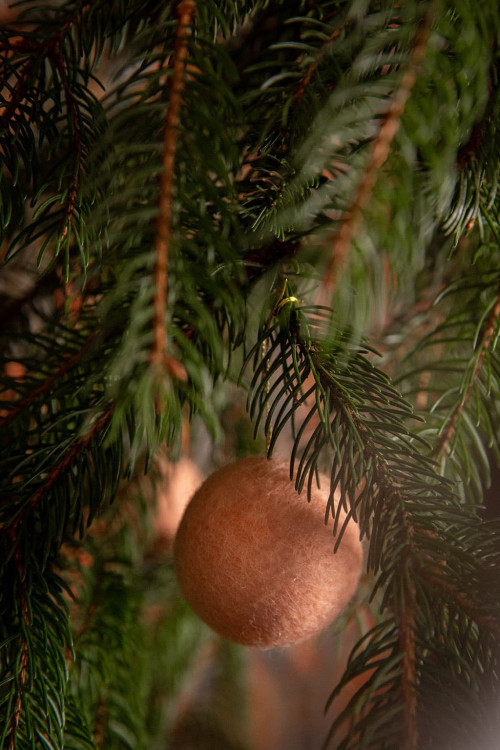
[318,7,435,299]
[150,0,195,372]
[47,43,83,249]
[427,572,500,639]
[0,333,96,428]
[0,2,92,131]
[27,406,113,514]
[7,545,31,749]
[5,405,113,542]
[0,55,36,133]
[432,284,500,461]
[399,581,417,750]
[0,35,39,132]
[292,26,342,107]
[372,461,419,748]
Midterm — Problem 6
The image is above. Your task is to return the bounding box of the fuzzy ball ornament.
[174,456,363,648]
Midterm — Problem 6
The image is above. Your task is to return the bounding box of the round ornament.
[173,456,363,648]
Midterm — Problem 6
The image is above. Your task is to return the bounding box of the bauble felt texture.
[173,456,363,648]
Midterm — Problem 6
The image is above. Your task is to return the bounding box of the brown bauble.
[173,456,363,648]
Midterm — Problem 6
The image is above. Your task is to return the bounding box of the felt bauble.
[173,456,363,648]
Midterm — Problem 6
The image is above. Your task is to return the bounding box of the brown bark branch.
[0,333,96,428]
[432,284,500,461]
[7,545,31,749]
[150,0,195,372]
[427,572,500,639]
[0,2,93,131]
[27,406,113,514]
[0,55,36,132]
[399,584,418,750]
[5,405,113,540]
[292,25,342,107]
[319,7,435,298]
[47,43,83,250]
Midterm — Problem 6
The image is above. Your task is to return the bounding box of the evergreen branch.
[399,591,417,750]
[427,571,500,639]
[6,405,113,537]
[322,618,403,749]
[338,432,421,748]
[292,18,343,108]
[0,566,71,750]
[7,549,30,750]
[0,2,92,132]
[319,3,435,296]
[0,2,498,746]
[26,406,112,513]
[0,1,110,272]
[313,370,421,749]
[431,281,500,461]
[243,292,496,748]
[151,0,195,374]
[0,37,37,133]
[46,44,83,254]
[0,333,96,428]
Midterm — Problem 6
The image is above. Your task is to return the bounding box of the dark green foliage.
[1,0,500,748]
[0,567,71,750]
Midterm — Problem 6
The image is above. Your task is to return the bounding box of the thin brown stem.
[292,26,342,107]
[319,6,435,298]
[7,544,31,749]
[427,572,500,639]
[28,406,112,513]
[0,333,96,428]
[5,405,113,541]
[0,3,93,132]
[399,584,418,750]
[150,0,196,371]
[48,43,82,249]
[0,55,36,133]
[432,284,500,460]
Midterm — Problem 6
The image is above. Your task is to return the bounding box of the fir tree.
[1,1,499,748]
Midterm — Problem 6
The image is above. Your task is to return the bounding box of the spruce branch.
[0,37,37,134]
[151,0,195,376]
[431,281,500,462]
[0,1,91,133]
[399,589,417,750]
[4,405,112,543]
[0,332,96,430]
[426,571,500,640]
[27,404,113,506]
[0,2,499,747]
[46,43,83,259]
[292,16,343,108]
[0,566,72,750]
[319,3,436,297]
[7,548,30,750]
[243,287,498,748]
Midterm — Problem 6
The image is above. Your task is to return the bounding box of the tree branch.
[7,546,30,750]
[150,0,195,373]
[399,584,417,750]
[319,6,435,298]
[0,333,96,428]
[427,572,500,639]
[0,2,93,132]
[0,39,37,133]
[292,19,343,107]
[432,283,500,461]
[5,405,113,541]
[47,42,83,253]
